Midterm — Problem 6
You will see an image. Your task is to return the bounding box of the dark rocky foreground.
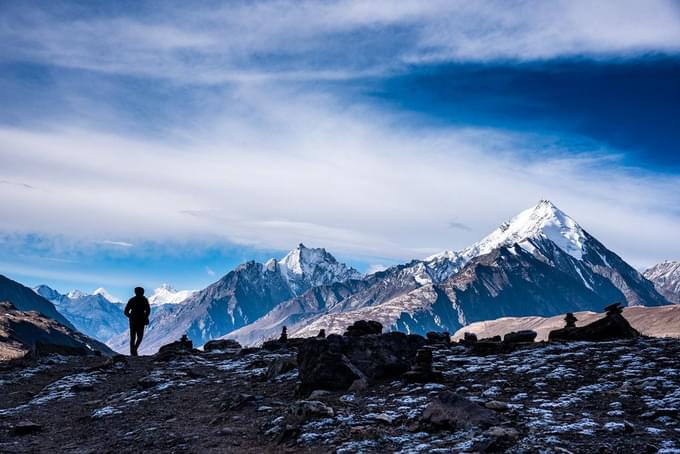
[1,336,680,453]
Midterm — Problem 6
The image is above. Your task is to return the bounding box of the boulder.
[203,339,241,352]
[343,320,383,336]
[265,356,297,379]
[297,331,426,394]
[287,400,334,421]
[402,348,443,383]
[503,330,537,344]
[462,332,478,345]
[421,392,500,429]
[470,341,515,356]
[426,332,450,345]
[12,420,42,436]
[155,335,195,361]
[549,312,639,342]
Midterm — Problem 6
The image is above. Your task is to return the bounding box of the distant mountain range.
[119,244,362,354]
[273,200,669,342]
[2,200,678,355]
[33,285,128,344]
[644,261,680,305]
[123,199,675,352]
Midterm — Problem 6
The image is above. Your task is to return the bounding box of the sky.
[1,0,679,300]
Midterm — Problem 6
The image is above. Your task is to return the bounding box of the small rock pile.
[549,303,640,342]
[401,348,442,383]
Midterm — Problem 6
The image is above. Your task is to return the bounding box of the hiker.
[124,287,151,356]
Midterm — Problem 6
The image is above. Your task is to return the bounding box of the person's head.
[134,287,145,296]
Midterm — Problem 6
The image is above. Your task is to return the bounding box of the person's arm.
[144,297,151,317]
[124,298,132,318]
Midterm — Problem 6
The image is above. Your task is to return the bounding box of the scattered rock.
[12,420,42,436]
[203,339,241,352]
[343,320,383,337]
[287,400,334,421]
[265,356,297,379]
[137,375,163,389]
[220,393,255,411]
[308,390,332,399]
[402,348,443,383]
[426,332,450,345]
[503,330,537,344]
[462,332,478,345]
[420,392,500,429]
[155,336,195,361]
[486,426,519,439]
[71,382,95,392]
[484,400,509,411]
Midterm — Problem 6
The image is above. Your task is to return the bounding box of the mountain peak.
[93,287,121,303]
[280,244,335,276]
[463,200,587,261]
[67,289,85,299]
[274,244,362,295]
[148,284,195,306]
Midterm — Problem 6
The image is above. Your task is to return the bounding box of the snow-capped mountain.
[226,200,669,344]
[33,285,128,344]
[148,284,195,306]
[644,261,680,304]
[93,287,121,304]
[112,244,362,354]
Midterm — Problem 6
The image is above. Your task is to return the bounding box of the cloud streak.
[1,1,679,83]
[1,85,679,268]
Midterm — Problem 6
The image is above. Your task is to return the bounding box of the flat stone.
[485,400,509,411]
[13,421,41,436]
[421,392,500,429]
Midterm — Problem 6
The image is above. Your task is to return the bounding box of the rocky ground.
[1,337,680,453]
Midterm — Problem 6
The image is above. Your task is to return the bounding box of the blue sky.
[1,0,679,300]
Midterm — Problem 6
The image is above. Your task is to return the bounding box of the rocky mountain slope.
[0,275,74,330]
[644,261,680,305]
[228,200,669,344]
[452,304,680,341]
[33,285,127,344]
[0,302,113,360]
[116,244,362,354]
[1,332,679,452]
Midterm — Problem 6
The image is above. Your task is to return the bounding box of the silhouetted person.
[124,287,151,356]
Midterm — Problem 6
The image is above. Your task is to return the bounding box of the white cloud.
[1,86,679,269]
[1,1,678,83]
[96,240,135,248]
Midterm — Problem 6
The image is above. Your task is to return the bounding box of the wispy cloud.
[1,1,678,83]
[448,221,471,231]
[0,179,35,190]
[0,85,678,267]
[96,240,135,248]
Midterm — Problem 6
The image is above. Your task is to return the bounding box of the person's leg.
[134,325,145,353]
[129,324,137,356]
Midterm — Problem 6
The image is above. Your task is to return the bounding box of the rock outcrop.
[297,330,425,394]
[0,301,114,360]
[549,304,639,342]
